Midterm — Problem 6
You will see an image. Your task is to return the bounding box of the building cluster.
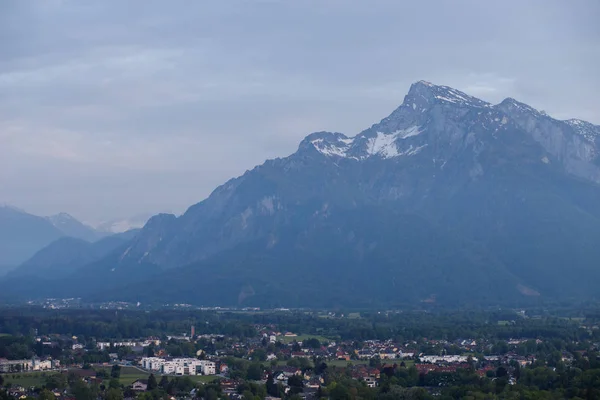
[0,358,60,373]
[96,338,161,350]
[141,357,216,376]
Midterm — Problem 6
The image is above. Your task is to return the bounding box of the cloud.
[1,0,599,222]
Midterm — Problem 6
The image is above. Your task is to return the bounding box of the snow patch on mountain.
[565,119,600,143]
[367,132,399,158]
[311,138,351,157]
[311,126,423,159]
[96,214,153,233]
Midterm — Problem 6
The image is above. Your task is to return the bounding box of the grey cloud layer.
[1,0,598,223]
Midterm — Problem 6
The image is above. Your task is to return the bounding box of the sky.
[1,0,599,225]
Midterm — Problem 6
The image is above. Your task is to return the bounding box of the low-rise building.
[141,357,216,375]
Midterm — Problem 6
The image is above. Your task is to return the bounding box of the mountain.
[6,229,139,279]
[4,81,600,307]
[96,213,153,234]
[0,206,105,268]
[0,205,65,268]
[46,212,104,242]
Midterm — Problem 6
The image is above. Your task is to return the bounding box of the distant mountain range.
[0,206,97,270]
[95,213,152,234]
[6,229,139,280]
[2,81,600,308]
[0,206,142,273]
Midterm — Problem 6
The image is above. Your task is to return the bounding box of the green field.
[1,372,58,388]
[95,366,150,385]
[95,366,219,386]
[324,359,369,367]
[188,375,219,384]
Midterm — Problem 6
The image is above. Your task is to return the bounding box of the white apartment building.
[0,359,32,372]
[0,358,59,373]
[141,357,215,375]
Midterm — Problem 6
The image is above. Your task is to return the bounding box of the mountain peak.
[48,212,77,224]
[497,97,541,116]
[299,131,353,157]
[404,80,491,109]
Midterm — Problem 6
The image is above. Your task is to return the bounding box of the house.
[379,350,398,360]
[363,376,377,388]
[274,372,287,382]
[131,380,148,391]
[279,366,301,377]
[305,377,324,389]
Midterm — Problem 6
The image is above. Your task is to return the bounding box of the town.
[1,307,599,399]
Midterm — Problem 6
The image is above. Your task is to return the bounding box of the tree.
[205,388,218,400]
[247,363,263,381]
[147,374,158,391]
[329,384,350,400]
[266,374,278,397]
[96,369,109,379]
[252,348,267,362]
[71,380,95,400]
[287,375,304,394]
[144,344,155,357]
[304,338,321,349]
[166,379,176,395]
[123,387,137,398]
[159,375,169,389]
[45,374,67,390]
[38,389,56,400]
[110,365,121,379]
[496,366,508,378]
[105,388,123,400]
[108,378,120,390]
[315,361,328,375]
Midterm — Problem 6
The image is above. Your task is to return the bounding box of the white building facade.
[141,357,215,375]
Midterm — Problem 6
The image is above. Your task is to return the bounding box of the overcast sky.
[1,0,599,224]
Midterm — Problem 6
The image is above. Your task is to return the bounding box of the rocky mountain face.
[3,81,600,307]
[118,81,600,264]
